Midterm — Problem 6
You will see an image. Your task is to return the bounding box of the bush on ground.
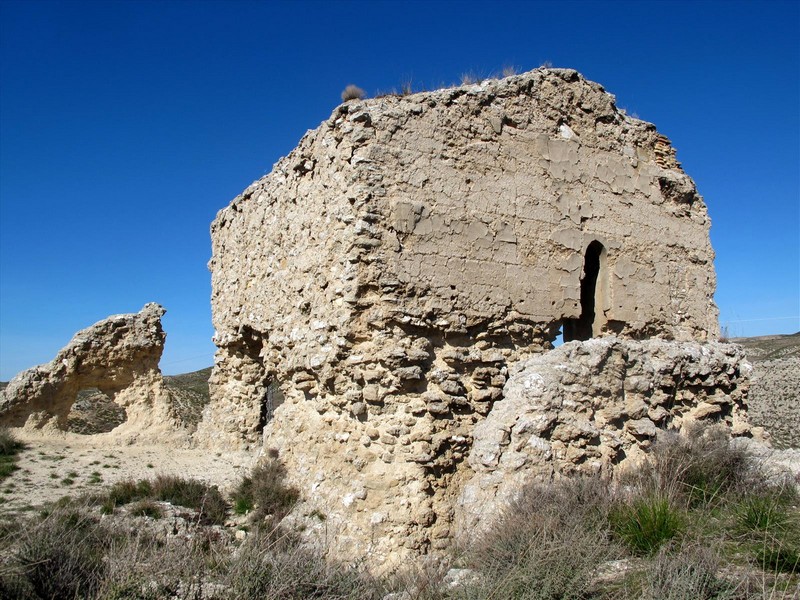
[644,424,753,506]
[100,475,227,525]
[0,427,22,456]
[224,528,379,600]
[232,460,299,524]
[641,545,731,600]
[341,84,365,102]
[1,423,797,598]
[610,494,683,557]
[0,427,23,481]
[464,477,619,599]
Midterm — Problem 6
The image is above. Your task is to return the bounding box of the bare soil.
[0,430,255,518]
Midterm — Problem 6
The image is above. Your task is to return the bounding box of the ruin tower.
[196,68,729,565]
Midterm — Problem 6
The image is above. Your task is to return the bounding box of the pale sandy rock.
[455,337,751,538]
[0,303,185,442]
[197,68,740,568]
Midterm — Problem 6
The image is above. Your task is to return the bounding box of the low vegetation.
[231,458,299,524]
[101,474,228,525]
[0,425,796,598]
[0,428,23,483]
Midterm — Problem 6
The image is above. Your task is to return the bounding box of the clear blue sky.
[1,0,798,380]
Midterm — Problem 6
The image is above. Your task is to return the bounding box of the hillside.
[733,333,800,448]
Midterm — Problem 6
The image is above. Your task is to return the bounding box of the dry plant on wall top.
[341,84,365,102]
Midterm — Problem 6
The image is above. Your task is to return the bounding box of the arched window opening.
[564,241,607,342]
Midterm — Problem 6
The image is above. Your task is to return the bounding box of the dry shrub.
[642,424,754,506]
[232,460,299,525]
[341,84,365,102]
[502,65,517,77]
[465,477,619,599]
[0,428,23,482]
[642,545,731,600]
[225,527,379,600]
[0,427,22,456]
[0,503,112,599]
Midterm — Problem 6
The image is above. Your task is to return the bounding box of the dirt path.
[0,429,258,516]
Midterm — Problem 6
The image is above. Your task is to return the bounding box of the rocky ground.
[0,367,242,519]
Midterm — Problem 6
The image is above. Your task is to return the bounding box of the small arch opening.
[564,240,607,342]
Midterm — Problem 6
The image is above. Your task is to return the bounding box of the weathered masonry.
[196,68,737,566]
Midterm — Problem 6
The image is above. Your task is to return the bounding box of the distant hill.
[731,332,800,362]
[163,367,213,429]
[733,333,800,449]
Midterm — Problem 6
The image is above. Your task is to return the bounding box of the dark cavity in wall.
[67,388,127,434]
[258,381,284,433]
[564,241,606,342]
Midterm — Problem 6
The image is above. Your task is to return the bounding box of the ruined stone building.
[191,68,748,565]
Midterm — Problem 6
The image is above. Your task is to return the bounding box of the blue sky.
[1,0,798,380]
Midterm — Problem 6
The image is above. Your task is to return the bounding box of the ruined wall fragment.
[456,337,752,537]
[0,303,182,441]
[199,68,730,566]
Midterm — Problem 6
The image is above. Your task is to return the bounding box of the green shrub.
[100,476,226,525]
[738,494,793,533]
[150,475,227,525]
[0,459,18,480]
[129,499,163,519]
[232,460,299,524]
[106,479,153,508]
[755,541,800,574]
[611,495,683,557]
[234,495,254,515]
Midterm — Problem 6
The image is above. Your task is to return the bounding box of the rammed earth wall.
[197,68,737,567]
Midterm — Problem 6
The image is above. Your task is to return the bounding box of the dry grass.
[341,84,365,102]
[0,425,796,598]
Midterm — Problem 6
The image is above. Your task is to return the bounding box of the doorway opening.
[564,240,607,342]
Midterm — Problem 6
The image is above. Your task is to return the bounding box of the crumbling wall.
[456,337,752,538]
[0,303,181,440]
[199,68,729,566]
